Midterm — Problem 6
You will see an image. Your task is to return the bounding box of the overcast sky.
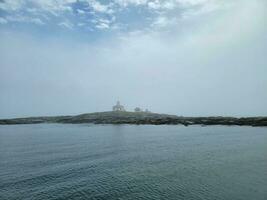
[0,0,266,118]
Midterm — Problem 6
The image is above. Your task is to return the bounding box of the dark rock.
[0,111,266,127]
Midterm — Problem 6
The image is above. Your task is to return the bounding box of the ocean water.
[0,124,266,200]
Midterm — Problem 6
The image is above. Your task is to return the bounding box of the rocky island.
[0,111,266,127]
[1,101,266,126]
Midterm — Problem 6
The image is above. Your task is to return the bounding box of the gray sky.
[0,0,267,118]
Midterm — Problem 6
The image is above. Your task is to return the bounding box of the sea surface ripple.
[0,124,266,200]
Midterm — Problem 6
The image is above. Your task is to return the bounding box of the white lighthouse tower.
[112,101,126,111]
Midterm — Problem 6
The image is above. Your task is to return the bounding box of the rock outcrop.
[0,111,266,127]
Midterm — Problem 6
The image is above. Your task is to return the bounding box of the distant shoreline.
[0,111,266,127]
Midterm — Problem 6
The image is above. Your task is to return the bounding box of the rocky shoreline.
[0,111,266,127]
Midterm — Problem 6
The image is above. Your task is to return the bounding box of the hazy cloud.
[0,0,237,31]
[0,0,266,118]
